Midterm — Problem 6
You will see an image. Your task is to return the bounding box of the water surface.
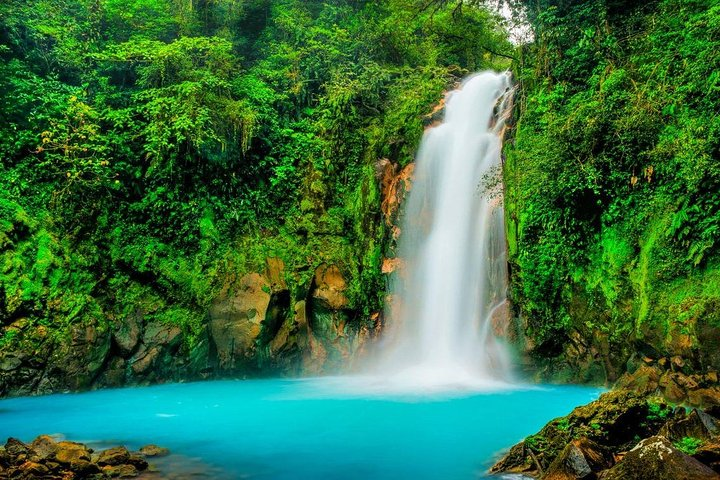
[0,378,601,479]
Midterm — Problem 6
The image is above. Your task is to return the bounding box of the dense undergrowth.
[0,0,511,349]
[506,0,720,379]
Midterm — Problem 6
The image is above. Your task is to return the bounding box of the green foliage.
[0,0,511,349]
[506,0,720,362]
[646,400,672,422]
[674,436,703,455]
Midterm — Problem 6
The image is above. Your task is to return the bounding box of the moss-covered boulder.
[602,436,719,480]
[491,389,672,476]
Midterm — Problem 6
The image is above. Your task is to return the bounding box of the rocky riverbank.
[490,366,720,479]
[0,436,169,479]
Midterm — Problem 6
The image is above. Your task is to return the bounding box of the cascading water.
[370,71,515,390]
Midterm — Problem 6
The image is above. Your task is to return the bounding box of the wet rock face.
[209,272,272,370]
[312,264,349,311]
[0,257,371,397]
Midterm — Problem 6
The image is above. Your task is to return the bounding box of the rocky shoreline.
[0,436,169,479]
[490,365,720,479]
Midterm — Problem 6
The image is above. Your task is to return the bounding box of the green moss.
[673,436,703,455]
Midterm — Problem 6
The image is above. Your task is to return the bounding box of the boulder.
[659,371,687,403]
[689,388,720,409]
[312,265,348,310]
[0,354,22,372]
[209,273,272,369]
[130,321,182,376]
[138,444,169,457]
[97,446,130,466]
[491,390,667,475]
[14,460,49,477]
[543,437,613,480]
[55,440,93,470]
[695,442,720,472]
[601,436,719,480]
[29,435,59,460]
[489,441,537,476]
[102,463,139,478]
[660,409,719,442]
[0,446,9,468]
[112,313,141,358]
[48,321,111,391]
[617,365,661,395]
[4,438,31,460]
[125,453,148,470]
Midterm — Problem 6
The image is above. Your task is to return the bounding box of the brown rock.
[4,438,31,459]
[689,388,720,409]
[97,446,130,466]
[491,390,668,476]
[103,463,139,477]
[312,265,348,310]
[381,257,403,275]
[138,444,169,457]
[490,299,512,338]
[378,159,414,225]
[30,435,59,460]
[543,437,613,480]
[660,409,719,442]
[268,319,293,357]
[55,440,92,467]
[672,356,686,370]
[209,273,271,369]
[601,436,719,480]
[15,460,49,477]
[489,441,537,476]
[695,442,720,473]
[617,365,661,395]
[660,371,686,403]
[126,453,148,470]
[130,345,161,375]
[112,313,141,358]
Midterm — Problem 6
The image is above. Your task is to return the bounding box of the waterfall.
[372,71,515,390]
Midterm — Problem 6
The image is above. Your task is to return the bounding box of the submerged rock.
[101,463,139,478]
[97,446,130,466]
[601,436,719,480]
[139,444,170,457]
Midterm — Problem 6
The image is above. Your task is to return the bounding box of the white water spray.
[369,71,515,391]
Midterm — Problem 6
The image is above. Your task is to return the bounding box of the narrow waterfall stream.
[373,71,515,389]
